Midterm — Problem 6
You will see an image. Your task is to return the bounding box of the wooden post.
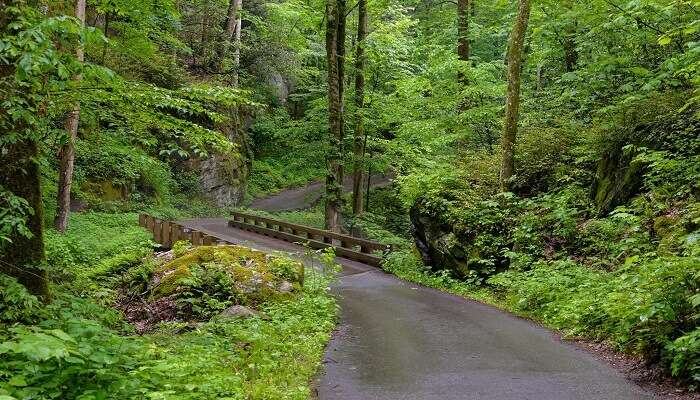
[361,245,370,254]
[202,234,214,246]
[139,214,146,227]
[192,230,203,246]
[161,221,172,248]
[171,224,181,243]
[153,219,163,244]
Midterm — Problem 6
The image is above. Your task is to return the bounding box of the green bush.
[0,276,42,324]
[75,137,175,204]
[489,256,700,384]
[44,212,153,285]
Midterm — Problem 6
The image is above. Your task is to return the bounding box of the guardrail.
[138,214,230,248]
[228,212,391,267]
[138,213,392,267]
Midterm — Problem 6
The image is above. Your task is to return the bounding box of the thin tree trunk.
[498,0,531,193]
[54,0,86,233]
[325,0,346,232]
[216,0,239,68]
[232,0,242,87]
[351,0,367,215]
[457,0,470,83]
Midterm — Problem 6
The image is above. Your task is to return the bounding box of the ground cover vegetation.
[1,212,338,399]
[1,0,700,395]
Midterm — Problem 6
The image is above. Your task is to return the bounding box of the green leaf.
[8,375,27,387]
[658,36,672,46]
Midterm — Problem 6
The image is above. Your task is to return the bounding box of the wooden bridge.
[138,212,392,267]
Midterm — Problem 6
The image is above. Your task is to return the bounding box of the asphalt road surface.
[249,174,393,211]
[179,217,657,400]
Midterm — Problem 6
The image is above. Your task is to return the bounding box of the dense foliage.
[0,212,337,399]
[1,0,699,395]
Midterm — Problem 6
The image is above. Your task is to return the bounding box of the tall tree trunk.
[232,0,242,87]
[351,0,367,215]
[0,0,50,298]
[498,0,531,193]
[216,0,239,69]
[0,141,50,300]
[54,0,86,233]
[457,0,470,83]
[325,0,346,232]
[562,0,578,72]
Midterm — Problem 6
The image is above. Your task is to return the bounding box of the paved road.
[180,218,657,400]
[249,174,393,212]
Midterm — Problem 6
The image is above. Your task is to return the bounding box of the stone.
[410,201,509,279]
[198,154,248,207]
[590,148,645,216]
[410,204,470,277]
[277,281,294,294]
[220,305,258,320]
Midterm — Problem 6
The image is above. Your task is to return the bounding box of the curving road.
[180,183,659,400]
[249,174,394,212]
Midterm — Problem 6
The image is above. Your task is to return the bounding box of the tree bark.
[499,0,531,193]
[457,0,470,83]
[351,0,367,215]
[216,0,240,69]
[232,0,242,87]
[325,0,346,232]
[0,2,49,299]
[0,140,50,300]
[54,0,86,233]
[562,0,578,72]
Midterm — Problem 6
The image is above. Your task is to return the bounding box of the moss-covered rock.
[153,245,303,301]
[121,245,304,330]
[591,148,646,216]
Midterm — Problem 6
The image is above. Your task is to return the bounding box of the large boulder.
[196,107,253,208]
[590,147,646,215]
[590,94,700,215]
[410,205,471,277]
[198,153,249,207]
[119,245,304,332]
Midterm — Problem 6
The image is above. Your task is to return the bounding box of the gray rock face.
[196,110,252,207]
[220,305,258,319]
[199,154,248,207]
[410,204,470,277]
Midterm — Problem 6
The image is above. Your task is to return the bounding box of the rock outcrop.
[410,205,470,276]
[590,147,646,216]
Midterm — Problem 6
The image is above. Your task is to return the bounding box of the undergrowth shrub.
[489,256,700,384]
[44,212,153,285]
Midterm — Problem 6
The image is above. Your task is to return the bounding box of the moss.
[150,245,303,304]
[654,215,679,239]
[153,263,194,299]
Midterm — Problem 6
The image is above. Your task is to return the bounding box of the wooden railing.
[138,213,392,267]
[229,212,391,267]
[138,215,230,248]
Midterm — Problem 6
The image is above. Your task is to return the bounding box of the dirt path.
[179,217,659,400]
[249,173,393,212]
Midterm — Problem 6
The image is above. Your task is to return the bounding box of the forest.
[1,0,699,398]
